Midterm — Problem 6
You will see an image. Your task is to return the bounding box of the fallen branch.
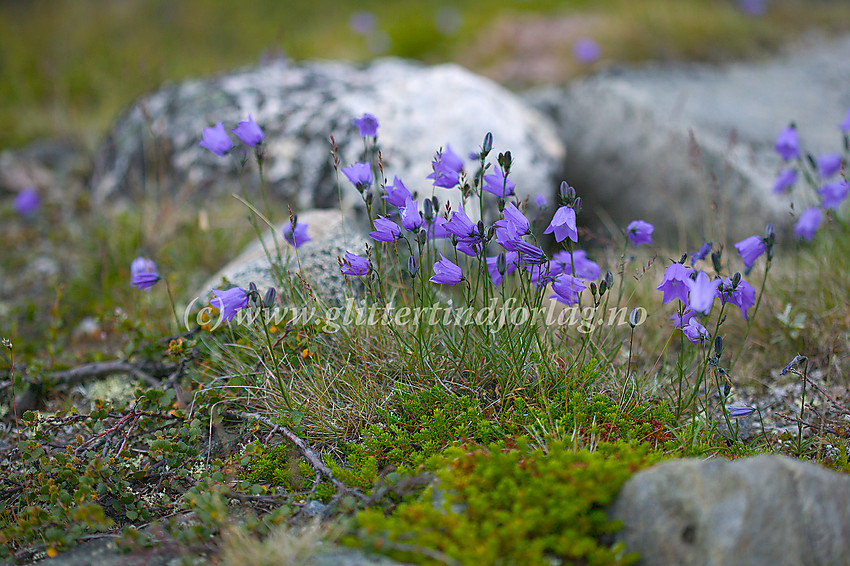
[48,360,160,387]
[224,409,367,501]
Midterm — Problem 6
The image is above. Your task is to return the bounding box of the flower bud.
[714,335,723,358]
[263,287,277,309]
[711,251,723,274]
[731,272,741,287]
[497,252,507,276]
[407,256,418,277]
[477,220,485,237]
[590,282,598,296]
[572,197,582,214]
[598,279,608,296]
[423,198,434,222]
[605,271,614,289]
[482,132,493,156]
[628,307,641,328]
[560,181,575,202]
[418,229,427,245]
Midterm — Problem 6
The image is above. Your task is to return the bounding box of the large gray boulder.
[526,35,850,243]
[92,57,564,222]
[610,455,850,566]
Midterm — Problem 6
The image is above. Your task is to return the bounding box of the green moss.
[350,439,663,565]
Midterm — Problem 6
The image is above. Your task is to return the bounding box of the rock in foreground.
[610,455,850,566]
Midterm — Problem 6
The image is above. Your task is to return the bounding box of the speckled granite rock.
[610,455,850,566]
[526,35,850,242]
[92,57,565,222]
[195,208,367,306]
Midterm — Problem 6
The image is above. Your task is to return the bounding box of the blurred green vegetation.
[1,0,849,149]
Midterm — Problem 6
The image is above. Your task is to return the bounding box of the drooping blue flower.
[772,168,797,194]
[399,197,423,232]
[283,222,311,248]
[383,176,411,207]
[495,221,522,251]
[427,145,464,188]
[429,254,463,285]
[670,307,696,329]
[690,242,712,265]
[816,153,843,179]
[514,240,547,265]
[733,235,765,268]
[657,262,691,305]
[781,354,802,375]
[572,37,601,64]
[340,251,370,276]
[14,187,40,216]
[482,166,515,198]
[794,207,822,241]
[728,406,756,418]
[369,217,402,242]
[486,252,519,286]
[688,272,720,315]
[199,122,233,156]
[211,287,249,322]
[130,257,161,290]
[232,115,264,146]
[718,277,756,319]
[626,220,653,245]
[552,250,600,281]
[342,162,373,192]
[682,318,708,344]
[550,274,586,306]
[495,201,530,235]
[444,207,482,243]
[544,205,578,243]
[774,126,799,161]
[818,179,849,210]
[352,113,379,138]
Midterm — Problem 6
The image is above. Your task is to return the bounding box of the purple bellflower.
[794,207,822,241]
[211,287,249,322]
[429,254,463,285]
[544,205,578,243]
[718,277,756,319]
[340,251,370,276]
[817,153,843,179]
[342,162,373,192]
[14,187,40,216]
[232,115,264,146]
[399,197,423,231]
[773,168,797,194]
[283,222,311,248]
[550,274,587,306]
[682,318,708,344]
[199,122,233,156]
[552,250,600,281]
[514,240,547,265]
[496,201,530,235]
[774,126,799,161]
[369,217,402,242]
[383,177,411,207]
[483,166,515,198]
[130,257,161,290]
[626,220,654,245]
[670,307,697,329]
[444,207,482,243]
[691,242,712,265]
[728,406,756,418]
[352,113,379,138]
[733,235,766,268]
[818,179,849,210]
[657,262,691,305]
[427,145,464,188]
[688,272,720,315]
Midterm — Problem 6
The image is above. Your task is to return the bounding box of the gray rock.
[526,35,850,243]
[92,57,565,223]
[610,455,850,566]
[195,208,367,306]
